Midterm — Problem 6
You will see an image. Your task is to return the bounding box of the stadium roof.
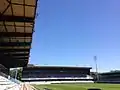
[0,0,38,68]
[24,66,92,70]
[100,71,120,75]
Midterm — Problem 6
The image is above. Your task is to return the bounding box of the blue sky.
[30,0,120,72]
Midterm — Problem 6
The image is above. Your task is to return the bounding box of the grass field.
[33,83,120,90]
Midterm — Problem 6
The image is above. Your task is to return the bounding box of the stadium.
[0,0,120,90]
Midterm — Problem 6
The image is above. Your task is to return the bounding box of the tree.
[9,68,22,81]
[16,69,22,80]
[110,70,120,73]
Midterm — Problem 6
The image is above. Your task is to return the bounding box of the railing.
[0,72,8,78]
[0,71,22,85]
[22,77,93,80]
[0,72,22,90]
[9,77,21,84]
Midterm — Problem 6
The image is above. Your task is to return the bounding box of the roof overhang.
[0,0,38,68]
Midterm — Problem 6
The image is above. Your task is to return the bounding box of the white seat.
[0,75,21,90]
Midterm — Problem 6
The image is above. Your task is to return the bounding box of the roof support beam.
[0,42,31,46]
[6,0,35,7]
[0,53,28,61]
[0,25,32,28]
[0,0,11,17]
[0,32,32,37]
[3,53,29,56]
[0,58,28,68]
[0,49,30,52]
[12,3,35,7]
[11,57,29,59]
[0,15,34,22]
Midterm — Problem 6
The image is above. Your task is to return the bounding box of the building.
[22,66,93,83]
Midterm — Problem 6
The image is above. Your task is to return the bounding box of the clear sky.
[30,0,120,72]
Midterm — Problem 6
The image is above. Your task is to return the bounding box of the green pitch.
[33,83,120,90]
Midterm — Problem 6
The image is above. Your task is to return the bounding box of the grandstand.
[0,0,38,89]
[22,66,94,84]
[99,71,120,83]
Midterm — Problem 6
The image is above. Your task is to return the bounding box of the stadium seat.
[0,75,21,90]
